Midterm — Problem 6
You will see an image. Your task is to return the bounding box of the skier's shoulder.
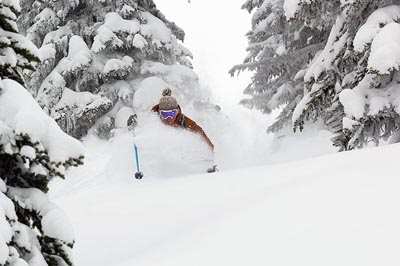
[180,114,200,130]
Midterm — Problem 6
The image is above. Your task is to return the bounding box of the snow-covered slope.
[50,134,400,266]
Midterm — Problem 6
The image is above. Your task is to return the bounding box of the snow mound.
[54,87,111,115]
[283,0,301,19]
[133,34,148,49]
[8,187,74,244]
[102,56,133,76]
[140,11,172,43]
[368,22,400,74]
[64,35,92,73]
[0,79,84,162]
[339,89,366,119]
[353,5,400,53]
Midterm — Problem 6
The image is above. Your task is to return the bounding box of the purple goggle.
[160,109,178,119]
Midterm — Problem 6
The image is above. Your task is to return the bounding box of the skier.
[151,88,215,153]
[127,88,217,173]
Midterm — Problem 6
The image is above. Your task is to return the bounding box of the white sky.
[155,0,253,109]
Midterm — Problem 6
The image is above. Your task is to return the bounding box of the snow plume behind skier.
[125,113,215,178]
[103,78,271,179]
[107,84,215,179]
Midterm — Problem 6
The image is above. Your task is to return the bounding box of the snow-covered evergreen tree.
[230,0,334,133]
[0,0,40,84]
[291,0,400,150]
[235,0,400,150]
[18,0,201,139]
[0,1,84,265]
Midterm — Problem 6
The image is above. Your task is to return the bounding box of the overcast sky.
[155,0,252,109]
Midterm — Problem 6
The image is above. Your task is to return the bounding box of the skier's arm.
[151,104,159,113]
[184,117,214,152]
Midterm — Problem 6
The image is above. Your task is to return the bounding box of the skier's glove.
[127,114,138,130]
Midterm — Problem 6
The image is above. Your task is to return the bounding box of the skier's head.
[159,88,179,125]
[159,88,178,110]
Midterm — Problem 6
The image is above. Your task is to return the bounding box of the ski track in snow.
[50,132,400,266]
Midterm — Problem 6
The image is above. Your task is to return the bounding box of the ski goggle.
[160,109,178,119]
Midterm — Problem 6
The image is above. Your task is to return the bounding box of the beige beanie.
[159,88,178,110]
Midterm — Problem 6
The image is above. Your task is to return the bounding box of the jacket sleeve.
[183,116,214,152]
[151,104,159,113]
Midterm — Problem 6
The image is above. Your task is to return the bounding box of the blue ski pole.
[134,144,144,179]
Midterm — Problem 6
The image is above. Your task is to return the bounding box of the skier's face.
[160,109,178,125]
[162,117,175,125]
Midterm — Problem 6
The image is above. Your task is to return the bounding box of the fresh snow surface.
[50,132,400,266]
[342,117,358,130]
[38,44,56,62]
[0,79,84,161]
[91,11,172,53]
[140,11,172,43]
[55,88,107,110]
[368,22,400,74]
[339,89,366,119]
[42,25,73,46]
[65,36,92,73]
[132,34,148,49]
[304,14,348,83]
[8,187,74,244]
[367,96,390,116]
[102,56,133,75]
[283,0,301,19]
[292,92,310,122]
[353,5,400,53]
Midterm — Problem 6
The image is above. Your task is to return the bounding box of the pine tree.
[291,0,400,150]
[235,0,400,150]
[230,0,333,133]
[0,1,84,265]
[18,0,199,139]
[0,0,40,84]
